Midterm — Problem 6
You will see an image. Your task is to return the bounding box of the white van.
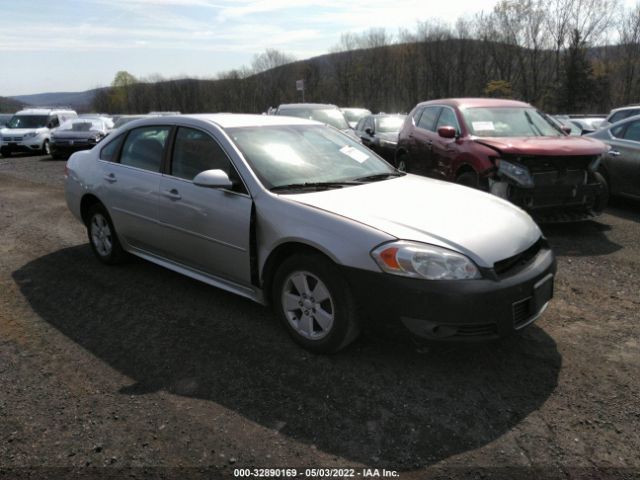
[0,108,78,157]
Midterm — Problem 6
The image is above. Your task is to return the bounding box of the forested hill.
[0,96,24,113]
[91,36,637,116]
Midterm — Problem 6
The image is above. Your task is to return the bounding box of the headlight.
[496,159,534,188]
[24,132,37,139]
[371,241,481,280]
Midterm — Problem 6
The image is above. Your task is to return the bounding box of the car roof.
[16,108,76,115]
[277,103,338,110]
[610,105,640,113]
[417,98,532,109]
[133,113,322,129]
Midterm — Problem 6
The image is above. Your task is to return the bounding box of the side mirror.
[193,169,233,189]
[561,126,572,135]
[437,126,457,139]
[365,127,374,136]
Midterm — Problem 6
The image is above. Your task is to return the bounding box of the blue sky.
[0,0,632,96]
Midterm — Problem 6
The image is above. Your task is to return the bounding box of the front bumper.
[342,247,556,341]
[0,138,44,153]
[51,140,95,157]
[491,167,604,221]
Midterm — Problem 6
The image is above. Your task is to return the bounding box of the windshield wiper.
[524,111,544,136]
[270,181,361,192]
[352,172,405,182]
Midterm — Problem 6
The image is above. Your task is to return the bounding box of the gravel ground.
[0,154,639,480]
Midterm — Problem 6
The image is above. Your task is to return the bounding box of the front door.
[157,126,253,285]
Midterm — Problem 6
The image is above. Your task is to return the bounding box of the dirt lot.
[0,154,639,480]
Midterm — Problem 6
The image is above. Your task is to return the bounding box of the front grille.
[513,297,533,328]
[517,155,595,173]
[455,323,498,337]
[494,239,542,276]
[3,136,23,142]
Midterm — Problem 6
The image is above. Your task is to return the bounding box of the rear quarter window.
[100,134,126,162]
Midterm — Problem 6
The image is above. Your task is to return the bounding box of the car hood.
[1,128,41,135]
[53,131,101,139]
[285,174,541,267]
[473,135,606,156]
[377,132,399,142]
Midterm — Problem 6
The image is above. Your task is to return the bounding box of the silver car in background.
[587,115,640,200]
[65,114,556,353]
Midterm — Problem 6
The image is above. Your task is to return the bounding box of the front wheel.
[396,153,409,172]
[272,253,360,353]
[592,171,609,214]
[0,148,11,158]
[86,203,127,265]
[456,171,479,189]
[42,140,51,156]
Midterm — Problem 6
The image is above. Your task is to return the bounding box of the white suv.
[0,108,78,157]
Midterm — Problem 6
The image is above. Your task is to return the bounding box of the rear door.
[608,120,640,197]
[157,126,253,285]
[411,106,441,176]
[98,125,170,253]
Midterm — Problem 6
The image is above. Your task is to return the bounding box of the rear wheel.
[0,148,11,158]
[273,253,360,353]
[86,203,127,265]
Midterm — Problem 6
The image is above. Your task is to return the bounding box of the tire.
[0,148,11,158]
[86,203,127,265]
[456,170,479,189]
[42,140,51,156]
[592,171,609,214]
[272,253,360,353]
[396,153,409,172]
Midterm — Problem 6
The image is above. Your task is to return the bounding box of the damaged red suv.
[395,98,609,222]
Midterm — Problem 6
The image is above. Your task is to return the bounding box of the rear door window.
[100,134,125,162]
[120,126,170,172]
[417,107,441,132]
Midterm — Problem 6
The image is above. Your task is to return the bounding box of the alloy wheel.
[90,213,113,257]
[281,271,335,340]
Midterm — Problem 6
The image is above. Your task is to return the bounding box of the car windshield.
[278,108,349,130]
[462,107,562,137]
[343,109,371,123]
[228,125,396,190]
[58,119,104,132]
[6,115,48,129]
[376,116,406,133]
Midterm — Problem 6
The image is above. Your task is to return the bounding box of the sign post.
[296,79,305,102]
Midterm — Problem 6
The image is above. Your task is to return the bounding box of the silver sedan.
[588,115,640,200]
[65,114,556,352]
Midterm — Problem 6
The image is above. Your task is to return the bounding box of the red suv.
[395,98,609,222]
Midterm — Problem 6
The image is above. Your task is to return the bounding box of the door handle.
[163,189,181,200]
[104,173,116,183]
[609,150,621,157]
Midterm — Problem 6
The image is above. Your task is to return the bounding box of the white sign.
[340,145,369,163]
[296,80,304,91]
[472,121,495,131]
